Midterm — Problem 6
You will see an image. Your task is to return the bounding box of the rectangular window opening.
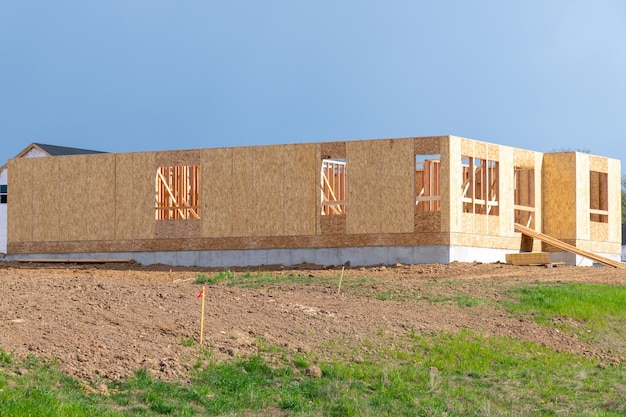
[155,165,201,220]
[0,184,6,204]
[321,159,346,215]
[415,154,441,212]
[589,170,608,223]
[514,167,535,228]
[461,156,499,215]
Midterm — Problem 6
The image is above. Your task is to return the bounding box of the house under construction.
[1,136,622,267]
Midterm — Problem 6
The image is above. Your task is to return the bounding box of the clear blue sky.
[1,1,624,177]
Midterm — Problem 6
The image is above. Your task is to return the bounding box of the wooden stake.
[337,266,345,295]
[200,286,206,344]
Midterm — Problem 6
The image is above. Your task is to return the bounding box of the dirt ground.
[1,260,625,382]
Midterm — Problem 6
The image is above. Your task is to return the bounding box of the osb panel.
[320,141,346,159]
[513,149,536,168]
[252,145,284,236]
[588,155,608,173]
[284,143,316,236]
[7,158,33,243]
[458,138,499,161]
[542,153,577,240]
[450,232,521,250]
[473,141,487,159]
[231,147,254,237]
[346,140,381,234]
[315,144,322,235]
[32,157,60,242]
[486,143,500,161]
[114,152,156,241]
[155,149,201,166]
[577,239,621,255]
[414,136,443,155]
[415,211,441,233]
[321,215,346,235]
[86,154,116,241]
[58,156,88,242]
[590,222,608,242]
[458,212,475,234]
[155,219,200,239]
[201,147,233,237]
[132,152,156,240]
[459,137,488,158]
[465,213,500,236]
[381,139,414,233]
[114,153,135,240]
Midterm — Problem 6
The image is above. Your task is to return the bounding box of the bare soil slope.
[1,261,624,382]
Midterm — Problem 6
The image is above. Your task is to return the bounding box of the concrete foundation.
[548,251,622,267]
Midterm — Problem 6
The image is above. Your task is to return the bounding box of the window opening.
[155,165,200,220]
[514,167,535,227]
[321,159,346,215]
[0,184,6,204]
[461,156,499,215]
[415,154,440,212]
[589,170,608,223]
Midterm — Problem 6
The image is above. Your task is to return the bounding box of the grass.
[506,282,626,351]
[2,329,625,416]
[1,278,625,416]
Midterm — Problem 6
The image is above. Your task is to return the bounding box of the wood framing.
[5,136,622,266]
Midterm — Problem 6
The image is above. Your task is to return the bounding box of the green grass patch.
[506,283,626,349]
[2,331,625,416]
[429,294,482,307]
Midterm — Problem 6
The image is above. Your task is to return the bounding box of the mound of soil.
[1,261,624,382]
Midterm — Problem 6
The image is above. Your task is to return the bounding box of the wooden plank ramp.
[514,224,625,269]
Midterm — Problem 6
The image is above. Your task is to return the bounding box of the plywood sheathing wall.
[201,147,234,238]
[346,138,414,235]
[456,137,502,236]
[115,152,156,241]
[201,144,316,240]
[542,152,620,256]
[450,136,526,251]
[283,143,317,236]
[33,157,59,242]
[7,158,34,243]
[586,155,621,254]
[542,152,577,244]
[87,154,116,241]
[59,156,88,242]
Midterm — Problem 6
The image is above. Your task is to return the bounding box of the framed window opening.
[321,159,346,215]
[461,156,499,215]
[415,154,441,212]
[589,170,608,223]
[0,184,6,204]
[155,165,201,220]
[514,167,535,228]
